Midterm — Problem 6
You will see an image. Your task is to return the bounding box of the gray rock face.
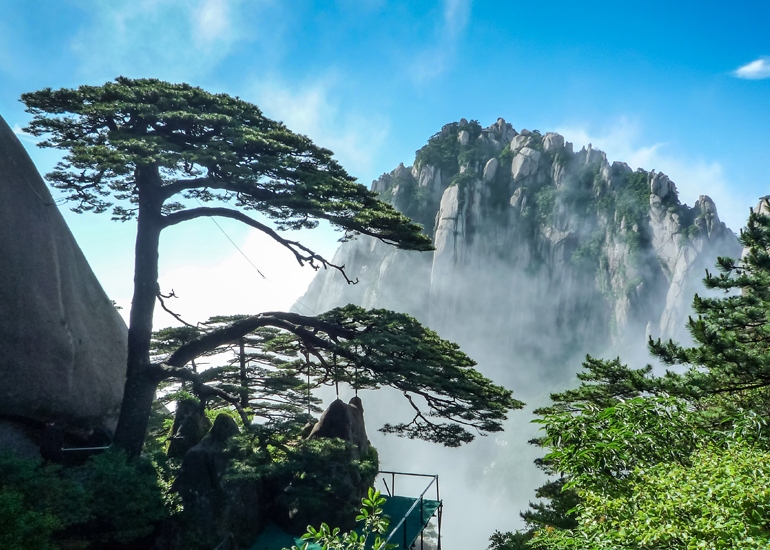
[543,132,565,153]
[307,397,370,457]
[296,119,741,393]
[175,414,261,547]
[0,115,127,445]
[166,398,212,459]
[483,157,499,183]
[511,147,542,181]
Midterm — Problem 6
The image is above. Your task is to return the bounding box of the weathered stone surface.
[174,414,260,547]
[483,157,499,183]
[510,134,532,153]
[543,132,564,153]
[307,396,370,456]
[511,147,542,181]
[0,419,40,459]
[0,114,127,443]
[458,130,470,146]
[650,170,676,200]
[166,398,212,459]
[297,118,741,378]
[295,119,742,537]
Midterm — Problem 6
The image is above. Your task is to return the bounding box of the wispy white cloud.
[71,0,247,80]
[193,0,234,45]
[443,0,472,38]
[733,57,770,80]
[249,76,390,180]
[556,117,755,232]
[410,0,472,82]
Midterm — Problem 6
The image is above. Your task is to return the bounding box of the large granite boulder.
[0,114,127,448]
[306,396,370,456]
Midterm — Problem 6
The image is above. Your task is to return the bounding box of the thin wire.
[193,197,321,316]
[194,198,266,279]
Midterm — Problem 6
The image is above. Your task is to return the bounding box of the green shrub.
[287,488,396,550]
[70,450,168,545]
[0,450,168,549]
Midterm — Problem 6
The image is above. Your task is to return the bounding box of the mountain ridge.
[294,117,743,548]
[297,117,740,390]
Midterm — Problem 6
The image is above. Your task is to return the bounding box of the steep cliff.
[0,114,127,453]
[295,118,741,548]
[298,118,740,390]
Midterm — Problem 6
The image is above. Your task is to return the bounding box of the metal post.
[420,497,424,549]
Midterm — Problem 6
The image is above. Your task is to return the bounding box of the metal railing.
[376,470,442,550]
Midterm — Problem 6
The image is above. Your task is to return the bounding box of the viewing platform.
[249,471,442,550]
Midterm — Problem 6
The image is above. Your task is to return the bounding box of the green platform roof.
[249,495,441,550]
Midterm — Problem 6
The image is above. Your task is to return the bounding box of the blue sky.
[1,0,768,324]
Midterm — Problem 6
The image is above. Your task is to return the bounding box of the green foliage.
[615,169,651,224]
[157,305,522,448]
[287,488,396,550]
[498,143,514,166]
[647,205,770,405]
[488,530,534,550]
[532,442,770,549]
[228,427,380,534]
[448,172,476,193]
[230,432,379,499]
[534,186,556,227]
[536,396,704,493]
[71,449,168,545]
[22,78,431,251]
[0,450,168,549]
[0,453,87,550]
[520,477,579,532]
[517,204,770,549]
[570,230,605,269]
[414,120,482,174]
[317,305,522,445]
[23,78,466,458]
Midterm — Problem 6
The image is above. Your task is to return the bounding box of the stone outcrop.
[306,396,370,457]
[166,398,212,459]
[0,114,127,450]
[268,397,375,535]
[174,414,261,547]
[295,118,741,393]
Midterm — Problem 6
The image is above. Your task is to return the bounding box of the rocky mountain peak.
[299,118,740,391]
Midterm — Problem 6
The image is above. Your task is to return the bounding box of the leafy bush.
[71,449,168,545]
[0,450,168,549]
[533,442,770,549]
[287,488,396,550]
[534,186,556,227]
[415,120,482,173]
[0,453,87,550]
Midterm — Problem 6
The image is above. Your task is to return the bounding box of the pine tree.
[22,78,521,456]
